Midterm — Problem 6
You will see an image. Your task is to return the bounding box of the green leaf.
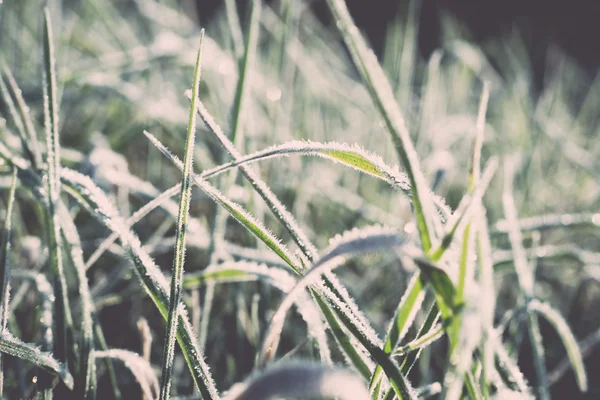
[413,258,457,315]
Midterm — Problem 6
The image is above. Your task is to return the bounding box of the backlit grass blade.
[223,363,369,400]
[59,168,218,398]
[200,140,450,219]
[0,169,16,396]
[42,7,74,374]
[326,0,440,252]
[528,300,587,392]
[159,30,205,400]
[0,333,73,390]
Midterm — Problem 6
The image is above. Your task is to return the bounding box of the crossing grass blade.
[528,300,587,392]
[58,167,219,399]
[95,349,159,400]
[159,30,205,400]
[0,333,73,390]
[0,169,16,396]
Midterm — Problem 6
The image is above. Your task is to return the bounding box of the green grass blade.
[0,333,73,390]
[413,258,456,316]
[312,294,372,380]
[229,0,260,146]
[529,300,587,392]
[158,30,205,400]
[42,7,74,373]
[325,0,440,252]
[369,274,423,395]
[0,169,16,396]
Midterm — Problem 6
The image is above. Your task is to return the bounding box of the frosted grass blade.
[259,226,406,365]
[529,300,587,392]
[0,169,16,396]
[0,75,37,168]
[42,7,74,373]
[95,349,159,400]
[144,129,302,273]
[200,140,450,219]
[187,101,388,352]
[0,333,73,390]
[159,30,205,400]
[369,270,425,395]
[59,168,219,399]
[326,0,440,252]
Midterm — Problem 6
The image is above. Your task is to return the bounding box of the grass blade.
[528,300,587,392]
[0,333,73,390]
[0,62,42,169]
[326,0,440,252]
[159,30,205,400]
[95,349,159,400]
[144,129,302,273]
[42,7,74,376]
